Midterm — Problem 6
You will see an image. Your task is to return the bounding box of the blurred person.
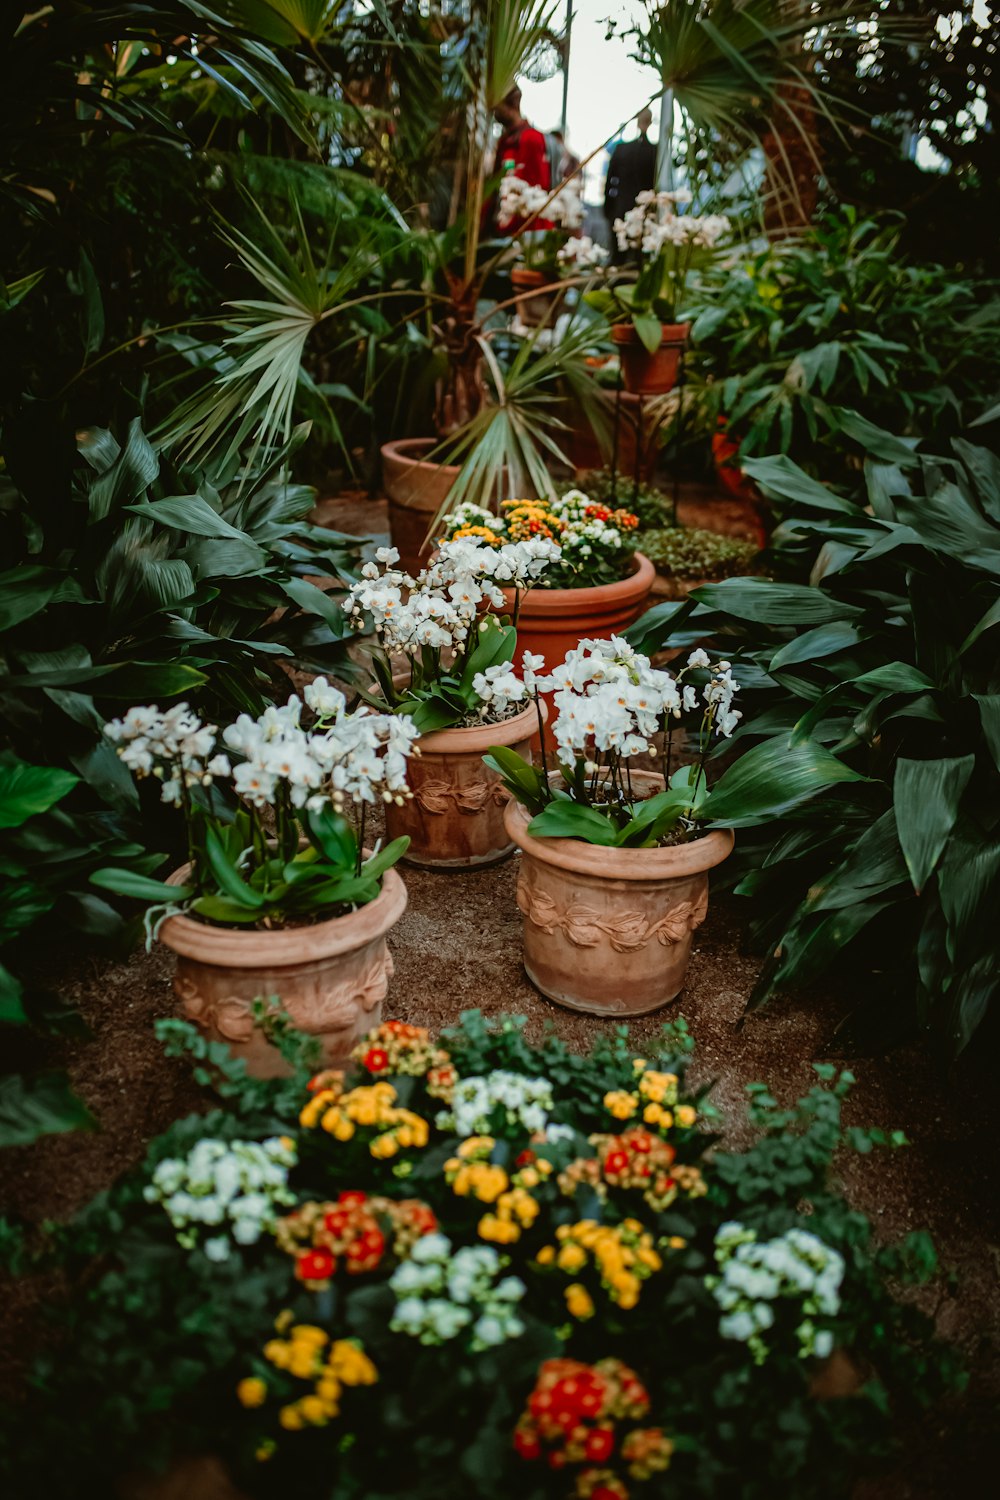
[489,85,552,233]
[604,107,657,260]
[550,128,581,183]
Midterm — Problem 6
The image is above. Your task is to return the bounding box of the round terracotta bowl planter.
[611,321,690,396]
[385,699,543,870]
[381,437,461,577]
[160,865,408,1077]
[504,779,733,1016]
[511,267,560,327]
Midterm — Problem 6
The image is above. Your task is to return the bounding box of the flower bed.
[5,1009,960,1498]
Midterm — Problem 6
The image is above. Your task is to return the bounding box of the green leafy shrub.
[1,1012,960,1498]
[687,210,1000,486]
[639,527,759,580]
[628,432,1000,1053]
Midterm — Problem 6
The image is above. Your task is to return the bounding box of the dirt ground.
[1,490,997,1494]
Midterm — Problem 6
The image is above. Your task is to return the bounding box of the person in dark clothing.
[604,108,657,261]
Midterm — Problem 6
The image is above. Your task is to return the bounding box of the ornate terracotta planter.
[381,437,461,577]
[385,699,543,870]
[497,552,656,747]
[611,321,690,396]
[160,865,408,1077]
[504,778,733,1016]
[511,267,560,327]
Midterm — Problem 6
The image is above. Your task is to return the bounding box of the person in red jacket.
[489,86,552,233]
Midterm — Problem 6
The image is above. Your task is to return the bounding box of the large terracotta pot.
[160,865,408,1077]
[565,389,660,482]
[611,321,690,396]
[511,267,560,328]
[497,552,655,746]
[381,437,461,576]
[505,779,733,1016]
[385,699,543,870]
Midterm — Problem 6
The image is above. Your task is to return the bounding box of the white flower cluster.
[707,1221,846,1365]
[535,639,741,761]
[389,1233,526,1349]
[222,688,417,811]
[104,703,225,807]
[437,1070,555,1137]
[498,174,584,230]
[614,189,730,257]
[347,538,557,666]
[471,662,527,717]
[107,690,418,813]
[557,235,609,271]
[143,1136,296,1259]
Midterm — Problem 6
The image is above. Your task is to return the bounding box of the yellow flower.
[643,1102,664,1126]
[632,1057,648,1074]
[637,1247,663,1272]
[518,1167,540,1189]
[668,1235,687,1250]
[565,1283,595,1320]
[478,1213,519,1244]
[278,1405,304,1431]
[263,1340,290,1370]
[329,1342,378,1385]
[298,1396,329,1426]
[316,1377,342,1404]
[603,1090,638,1121]
[557,1243,587,1273]
[254,1442,275,1463]
[536,1245,556,1265]
[290,1325,328,1346]
[289,1351,320,1379]
[236,1377,267,1408]
[675,1105,697,1128]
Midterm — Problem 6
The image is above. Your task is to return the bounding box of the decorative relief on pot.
[516,870,708,952]
[174,947,393,1042]
[412,777,509,816]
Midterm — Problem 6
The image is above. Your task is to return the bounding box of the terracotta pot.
[564,389,660,481]
[385,698,543,870]
[711,419,758,503]
[497,552,656,747]
[504,779,733,1016]
[381,437,461,576]
[160,864,407,1077]
[511,267,560,327]
[611,321,690,396]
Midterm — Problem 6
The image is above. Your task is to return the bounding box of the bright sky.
[518,0,659,200]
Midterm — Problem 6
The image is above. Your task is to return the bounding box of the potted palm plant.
[91,688,417,1075]
[347,540,554,870]
[486,638,741,1014]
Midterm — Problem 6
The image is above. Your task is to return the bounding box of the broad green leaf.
[769,620,864,670]
[0,761,79,828]
[691,578,860,625]
[190,896,263,925]
[832,410,921,464]
[97,663,210,699]
[305,805,357,868]
[0,1071,96,1147]
[973,695,1000,770]
[960,597,1000,655]
[205,826,265,908]
[90,869,192,902]
[527,801,620,845]
[893,756,975,893]
[939,833,1000,957]
[633,311,664,354]
[362,837,410,881]
[0,963,27,1027]
[742,455,852,513]
[128,493,252,541]
[807,812,908,912]
[280,576,349,635]
[0,566,62,631]
[703,738,866,828]
[946,957,996,1055]
[852,662,936,693]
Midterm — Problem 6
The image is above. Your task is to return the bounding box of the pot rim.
[380,435,461,475]
[499,550,655,618]
[405,696,546,754]
[159,861,408,965]
[611,321,692,347]
[504,781,734,881]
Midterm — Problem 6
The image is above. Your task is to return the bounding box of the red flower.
[513,1427,541,1461]
[296,1248,335,1282]
[363,1047,390,1072]
[584,1427,616,1464]
[604,1150,629,1176]
[338,1191,367,1207]
[324,1208,351,1237]
[515,1149,536,1168]
[629,1132,654,1154]
[592,1487,625,1500]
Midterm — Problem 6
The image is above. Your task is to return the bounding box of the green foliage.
[639,527,760,581]
[687,211,1000,486]
[1,1011,961,1497]
[626,430,1000,1052]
